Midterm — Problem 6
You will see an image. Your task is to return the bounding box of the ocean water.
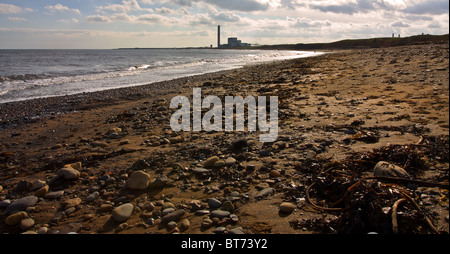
[0,49,321,103]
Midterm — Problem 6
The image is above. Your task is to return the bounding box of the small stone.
[225,157,237,166]
[149,174,168,189]
[162,208,175,216]
[20,217,35,231]
[63,198,82,208]
[221,201,235,212]
[112,203,134,222]
[255,188,274,199]
[202,218,213,228]
[6,195,38,214]
[161,209,185,224]
[228,227,245,234]
[59,223,82,234]
[0,200,11,208]
[208,198,222,208]
[44,190,64,199]
[269,170,281,178]
[167,221,178,230]
[162,202,174,209]
[115,223,129,233]
[32,180,47,191]
[65,162,82,171]
[34,185,49,197]
[180,219,190,231]
[57,167,80,180]
[213,160,225,168]
[231,139,248,150]
[279,202,296,214]
[374,161,410,179]
[213,227,227,234]
[98,204,114,213]
[5,211,28,226]
[37,227,48,234]
[203,156,220,168]
[127,171,151,190]
[192,167,210,175]
[86,191,100,202]
[210,210,230,218]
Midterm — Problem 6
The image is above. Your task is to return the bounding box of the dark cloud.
[309,0,385,15]
[402,0,449,15]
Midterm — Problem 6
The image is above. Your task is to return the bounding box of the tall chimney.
[218,25,221,48]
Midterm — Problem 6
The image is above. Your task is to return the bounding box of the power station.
[217,25,251,49]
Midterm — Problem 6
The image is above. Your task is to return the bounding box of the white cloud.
[58,18,80,24]
[45,4,81,15]
[86,15,112,23]
[391,21,409,27]
[7,17,27,22]
[0,3,33,14]
[98,0,144,13]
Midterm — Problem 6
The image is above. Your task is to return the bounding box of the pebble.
[228,227,245,234]
[374,161,410,178]
[34,185,49,197]
[192,167,210,175]
[20,217,35,231]
[44,190,64,199]
[213,227,227,234]
[112,203,134,222]
[210,210,230,218]
[149,174,168,189]
[208,198,222,208]
[255,188,274,199]
[225,157,237,166]
[179,219,190,231]
[37,227,48,234]
[86,191,100,202]
[161,209,185,224]
[0,199,11,208]
[203,156,220,168]
[57,167,80,180]
[63,198,82,208]
[32,180,46,191]
[6,195,38,214]
[269,170,281,178]
[202,218,213,228]
[279,202,296,214]
[5,211,28,226]
[127,171,151,190]
[162,208,175,216]
[59,223,83,234]
[221,201,235,212]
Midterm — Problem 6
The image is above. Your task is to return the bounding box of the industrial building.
[217,25,251,48]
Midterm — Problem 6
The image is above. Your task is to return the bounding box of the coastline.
[0,43,448,234]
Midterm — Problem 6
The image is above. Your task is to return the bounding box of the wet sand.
[0,43,448,234]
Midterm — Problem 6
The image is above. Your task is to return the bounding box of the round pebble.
[279,202,296,214]
[112,203,134,222]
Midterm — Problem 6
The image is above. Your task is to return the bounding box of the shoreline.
[0,55,326,128]
[0,43,448,235]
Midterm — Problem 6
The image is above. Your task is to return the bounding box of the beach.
[0,42,448,234]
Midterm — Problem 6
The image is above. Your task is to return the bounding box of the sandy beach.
[0,42,448,234]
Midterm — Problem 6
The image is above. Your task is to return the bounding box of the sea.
[0,49,321,104]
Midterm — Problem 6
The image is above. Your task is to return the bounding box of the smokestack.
[218,25,221,48]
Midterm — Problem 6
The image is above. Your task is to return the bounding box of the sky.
[0,0,448,49]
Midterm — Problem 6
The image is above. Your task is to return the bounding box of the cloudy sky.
[0,0,448,49]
